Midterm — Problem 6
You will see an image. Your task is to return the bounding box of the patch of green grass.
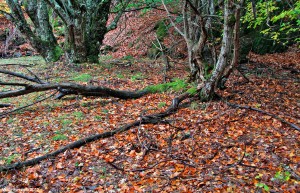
[145,78,188,93]
[43,121,50,127]
[52,134,68,141]
[170,78,187,91]
[102,63,114,69]
[7,118,14,124]
[72,73,92,82]
[158,102,166,108]
[53,77,62,82]
[3,154,21,164]
[116,73,125,79]
[45,101,63,111]
[131,73,144,81]
[61,119,72,127]
[0,98,12,104]
[72,111,84,119]
[102,109,109,114]
[187,86,197,94]
[0,56,46,65]
[94,115,103,121]
[122,55,134,60]
[99,55,113,61]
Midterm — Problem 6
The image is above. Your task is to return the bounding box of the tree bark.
[222,0,244,81]
[201,0,235,100]
[0,82,148,99]
[47,0,111,63]
[6,0,62,62]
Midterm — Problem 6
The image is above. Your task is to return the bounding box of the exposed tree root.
[227,102,300,132]
[0,92,192,172]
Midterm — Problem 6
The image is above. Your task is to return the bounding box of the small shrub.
[272,171,291,182]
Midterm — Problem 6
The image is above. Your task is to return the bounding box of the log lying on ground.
[0,82,149,99]
[0,92,191,171]
[0,69,149,99]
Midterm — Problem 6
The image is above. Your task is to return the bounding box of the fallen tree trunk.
[0,82,149,99]
[0,69,149,99]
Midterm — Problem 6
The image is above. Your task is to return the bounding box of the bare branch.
[107,0,131,31]
[0,92,192,171]
[0,69,46,84]
[0,82,29,87]
[227,102,300,132]
[161,0,185,38]
[0,91,57,118]
[0,64,37,67]
[185,0,201,15]
[44,0,73,25]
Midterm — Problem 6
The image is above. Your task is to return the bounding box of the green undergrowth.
[72,73,93,82]
[144,78,197,94]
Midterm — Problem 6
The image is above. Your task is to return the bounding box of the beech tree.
[162,0,244,100]
[5,0,61,62]
[3,0,130,63]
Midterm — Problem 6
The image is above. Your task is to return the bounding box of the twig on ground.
[0,92,192,171]
[226,102,300,132]
[0,91,57,118]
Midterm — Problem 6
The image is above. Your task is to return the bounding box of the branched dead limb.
[0,92,192,172]
[0,104,12,108]
[0,69,45,84]
[0,91,58,118]
[226,102,300,132]
[0,81,149,99]
[0,69,149,99]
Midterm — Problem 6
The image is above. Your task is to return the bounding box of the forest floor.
[0,49,299,192]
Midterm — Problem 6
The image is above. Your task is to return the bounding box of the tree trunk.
[63,0,111,63]
[187,44,205,82]
[201,0,235,100]
[6,0,61,62]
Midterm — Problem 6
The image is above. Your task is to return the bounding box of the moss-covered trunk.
[6,0,61,62]
[64,0,111,63]
[200,0,235,101]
